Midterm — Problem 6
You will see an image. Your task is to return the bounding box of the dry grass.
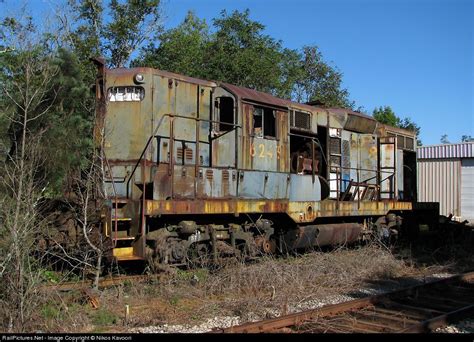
[22,234,473,333]
[81,243,418,331]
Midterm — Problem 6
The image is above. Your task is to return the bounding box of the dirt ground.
[23,228,474,333]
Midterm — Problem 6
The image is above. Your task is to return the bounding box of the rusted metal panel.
[211,87,236,167]
[239,103,253,170]
[359,134,378,185]
[172,165,195,199]
[212,134,236,167]
[174,142,196,165]
[249,138,279,171]
[417,159,461,217]
[145,199,290,216]
[397,149,404,197]
[237,171,288,199]
[145,198,412,222]
[341,130,352,191]
[344,113,377,134]
[108,67,217,88]
[378,123,417,139]
[153,77,173,139]
[289,175,322,201]
[153,164,171,200]
[287,200,412,223]
[199,85,212,120]
[380,137,396,199]
[328,110,346,129]
[196,167,237,199]
[104,91,150,161]
[276,110,290,172]
[239,103,288,172]
[314,108,328,127]
[173,82,205,143]
[221,83,288,108]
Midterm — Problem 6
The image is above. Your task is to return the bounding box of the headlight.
[134,73,145,84]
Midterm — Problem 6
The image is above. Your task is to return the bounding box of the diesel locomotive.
[92,57,424,267]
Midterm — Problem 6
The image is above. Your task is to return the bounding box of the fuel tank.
[283,223,363,251]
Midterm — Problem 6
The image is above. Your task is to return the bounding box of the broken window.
[253,106,276,138]
[218,96,234,131]
[253,107,263,137]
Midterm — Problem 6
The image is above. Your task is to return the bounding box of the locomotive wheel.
[254,236,276,254]
[187,243,211,267]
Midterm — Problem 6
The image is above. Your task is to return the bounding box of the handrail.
[103,153,119,246]
[328,163,396,203]
[125,113,170,198]
[125,113,241,199]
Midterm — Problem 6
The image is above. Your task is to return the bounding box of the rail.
[212,271,474,333]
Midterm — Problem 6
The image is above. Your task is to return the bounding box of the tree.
[373,106,400,127]
[64,0,163,68]
[0,14,60,330]
[135,11,209,78]
[373,106,422,145]
[461,135,474,142]
[295,45,353,108]
[136,9,353,105]
[205,9,289,95]
[440,134,450,144]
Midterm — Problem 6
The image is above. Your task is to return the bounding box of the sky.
[3,0,474,145]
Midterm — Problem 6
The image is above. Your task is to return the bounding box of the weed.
[91,309,118,326]
[41,304,61,320]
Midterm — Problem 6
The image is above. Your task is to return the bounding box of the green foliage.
[104,0,162,67]
[296,45,353,107]
[41,49,94,196]
[440,134,450,144]
[135,9,352,106]
[373,106,401,127]
[39,269,62,284]
[373,106,422,145]
[68,0,163,68]
[135,11,209,77]
[41,303,62,320]
[91,308,118,326]
[0,35,93,196]
[206,9,287,94]
[176,268,208,282]
[169,295,180,306]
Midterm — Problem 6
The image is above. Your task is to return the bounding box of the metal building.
[417,142,474,222]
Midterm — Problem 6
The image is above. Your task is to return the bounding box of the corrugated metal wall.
[461,158,474,221]
[417,159,461,217]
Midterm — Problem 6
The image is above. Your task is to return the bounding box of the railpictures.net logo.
[1,337,132,342]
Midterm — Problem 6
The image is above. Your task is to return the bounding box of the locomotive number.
[250,143,281,160]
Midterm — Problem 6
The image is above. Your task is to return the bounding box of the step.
[110,217,132,221]
[113,237,135,241]
[112,247,145,262]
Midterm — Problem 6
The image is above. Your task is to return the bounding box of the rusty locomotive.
[92,57,424,267]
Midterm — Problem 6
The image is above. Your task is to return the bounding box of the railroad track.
[39,274,155,292]
[213,271,474,333]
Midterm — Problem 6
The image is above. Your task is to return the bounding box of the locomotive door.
[379,136,397,199]
[211,89,236,168]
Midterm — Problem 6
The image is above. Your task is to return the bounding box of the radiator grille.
[330,137,341,155]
